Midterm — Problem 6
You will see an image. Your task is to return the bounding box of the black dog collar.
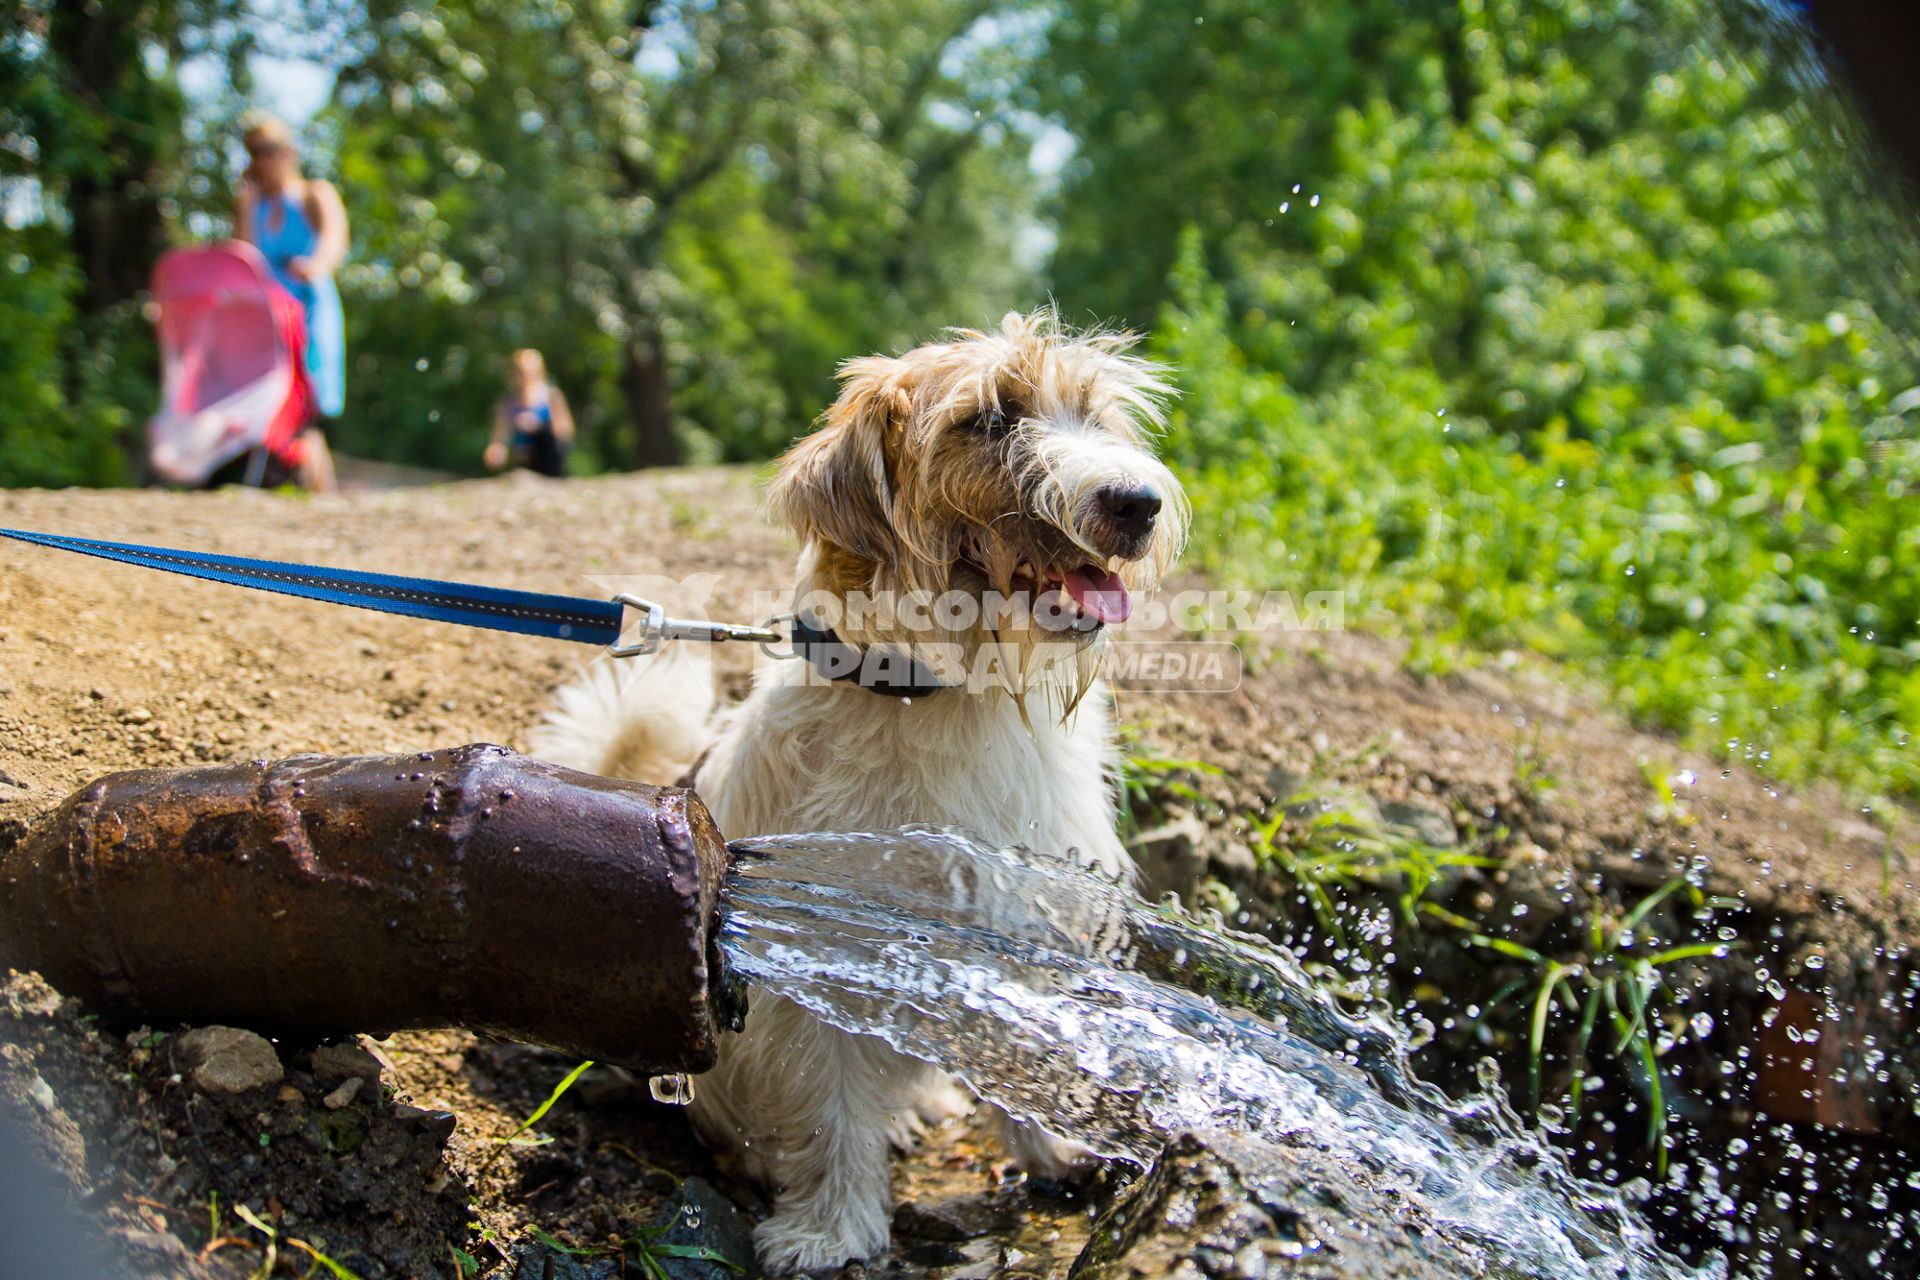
[789,615,951,699]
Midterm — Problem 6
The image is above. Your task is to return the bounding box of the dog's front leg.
[698,998,934,1273]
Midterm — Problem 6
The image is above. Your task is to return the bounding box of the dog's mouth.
[958,535,1134,628]
[1015,560,1133,625]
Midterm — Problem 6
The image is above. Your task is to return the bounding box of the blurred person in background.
[484,348,575,478]
[234,112,345,491]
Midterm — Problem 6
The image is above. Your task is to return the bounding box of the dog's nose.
[1097,483,1162,541]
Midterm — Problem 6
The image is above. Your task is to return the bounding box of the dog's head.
[771,309,1188,705]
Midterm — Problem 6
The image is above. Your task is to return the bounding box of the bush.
[0,229,135,489]
[1155,232,1919,799]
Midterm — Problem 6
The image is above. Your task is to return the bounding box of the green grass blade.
[1568,983,1604,1115]
[647,1242,747,1272]
[1529,964,1570,1111]
[1615,876,1688,944]
[1645,941,1733,966]
[501,1059,596,1145]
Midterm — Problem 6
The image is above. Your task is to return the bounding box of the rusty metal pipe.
[0,745,744,1074]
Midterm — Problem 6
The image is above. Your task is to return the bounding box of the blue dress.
[253,191,346,418]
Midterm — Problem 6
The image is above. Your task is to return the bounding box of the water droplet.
[648,1073,696,1105]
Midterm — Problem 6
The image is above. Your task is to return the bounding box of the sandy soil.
[1,470,1914,1278]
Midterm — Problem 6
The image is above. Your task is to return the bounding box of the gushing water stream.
[719,826,1718,1280]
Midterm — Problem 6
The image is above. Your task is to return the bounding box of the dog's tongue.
[1062,565,1132,624]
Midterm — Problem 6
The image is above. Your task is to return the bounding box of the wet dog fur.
[535,310,1186,1271]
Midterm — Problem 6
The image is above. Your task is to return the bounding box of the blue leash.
[0,526,778,656]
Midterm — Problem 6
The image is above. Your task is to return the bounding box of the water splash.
[720,826,1719,1280]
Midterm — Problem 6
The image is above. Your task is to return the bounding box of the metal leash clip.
[757,612,801,661]
[608,593,784,657]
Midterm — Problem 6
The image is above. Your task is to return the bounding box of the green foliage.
[1423,877,1738,1175]
[1249,791,1501,948]
[1097,0,1920,800]
[1113,727,1222,844]
[0,0,344,488]
[0,0,206,487]
[0,229,144,488]
[326,0,1040,471]
[527,1201,748,1279]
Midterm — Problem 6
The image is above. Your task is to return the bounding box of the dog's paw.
[999,1114,1099,1181]
[913,1078,973,1128]
[1016,1131,1100,1181]
[887,1078,973,1151]
[754,1208,887,1275]
[885,1106,928,1152]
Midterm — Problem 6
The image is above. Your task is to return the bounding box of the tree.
[1042,0,1920,796]
[327,0,1041,472]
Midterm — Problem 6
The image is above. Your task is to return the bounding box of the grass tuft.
[1425,875,1739,1176]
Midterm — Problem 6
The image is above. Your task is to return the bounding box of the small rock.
[175,1026,283,1095]
[945,1239,1004,1280]
[309,1041,384,1083]
[642,1177,757,1280]
[1074,1130,1485,1280]
[511,1242,616,1280]
[1264,765,1309,805]
[1210,841,1258,878]
[322,1077,364,1110]
[390,1104,458,1139]
[27,1074,57,1113]
[122,706,153,724]
[1831,819,1888,864]
[1377,799,1458,849]
[1268,767,1381,826]
[1130,810,1212,901]
[1297,788,1382,827]
[894,1190,1025,1243]
[113,1227,191,1261]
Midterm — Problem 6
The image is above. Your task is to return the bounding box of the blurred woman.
[234,113,345,491]
[485,349,575,478]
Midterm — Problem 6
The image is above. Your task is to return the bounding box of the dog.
[534,309,1187,1272]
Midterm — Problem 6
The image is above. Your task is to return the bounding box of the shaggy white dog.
[535,310,1187,1272]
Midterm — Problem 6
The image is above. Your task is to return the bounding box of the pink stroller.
[145,242,317,487]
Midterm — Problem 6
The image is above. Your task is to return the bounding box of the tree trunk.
[48,0,173,318]
[621,328,681,469]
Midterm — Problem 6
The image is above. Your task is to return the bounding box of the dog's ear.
[770,356,906,564]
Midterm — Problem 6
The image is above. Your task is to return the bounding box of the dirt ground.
[1,470,1915,1278]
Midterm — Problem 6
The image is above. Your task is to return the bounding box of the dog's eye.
[977,406,1016,438]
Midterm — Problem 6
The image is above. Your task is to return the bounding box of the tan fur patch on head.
[768,356,910,569]
[769,308,1189,712]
